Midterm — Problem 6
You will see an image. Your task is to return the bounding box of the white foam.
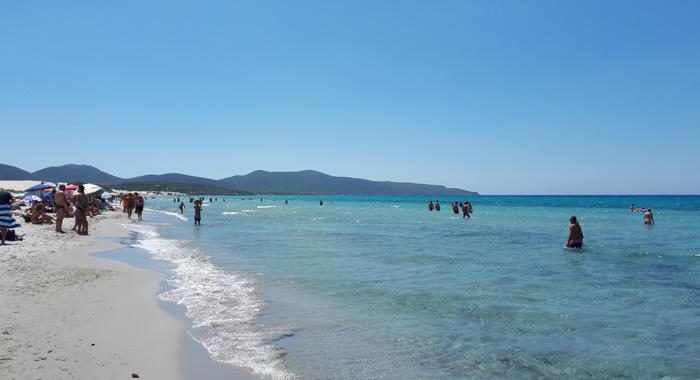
[242,210,256,213]
[125,223,297,380]
[257,205,277,209]
[222,211,240,215]
[145,208,188,222]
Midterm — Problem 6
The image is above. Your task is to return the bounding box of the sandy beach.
[0,211,256,380]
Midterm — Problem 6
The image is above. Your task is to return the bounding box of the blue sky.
[1,1,698,194]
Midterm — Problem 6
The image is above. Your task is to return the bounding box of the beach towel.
[0,204,21,228]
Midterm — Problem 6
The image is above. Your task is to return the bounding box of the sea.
[122,195,700,380]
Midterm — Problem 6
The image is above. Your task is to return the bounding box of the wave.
[123,223,297,380]
[222,211,240,215]
[145,208,188,222]
[242,210,256,213]
[257,205,278,209]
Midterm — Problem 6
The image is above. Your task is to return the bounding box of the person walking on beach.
[179,202,185,215]
[125,193,135,219]
[194,200,202,226]
[1,190,21,245]
[643,209,655,225]
[566,216,584,249]
[55,184,67,233]
[134,193,145,221]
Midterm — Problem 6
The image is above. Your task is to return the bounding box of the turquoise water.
[131,196,700,379]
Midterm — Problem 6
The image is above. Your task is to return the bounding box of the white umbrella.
[22,195,42,203]
[83,183,102,194]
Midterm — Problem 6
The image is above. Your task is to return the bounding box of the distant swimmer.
[452,202,459,214]
[194,200,202,226]
[428,201,434,211]
[435,201,441,211]
[320,200,324,206]
[179,202,185,215]
[566,216,584,249]
[285,199,288,205]
[643,209,655,225]
[630,204,636,212]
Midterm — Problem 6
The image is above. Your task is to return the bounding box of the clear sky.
[2,1,698,194]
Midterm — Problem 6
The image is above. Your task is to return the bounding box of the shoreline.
[0,211,257,380]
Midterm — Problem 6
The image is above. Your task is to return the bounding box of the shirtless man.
[461,202,470,219]
[194,200,202,226]
[566,216,584,249]
[55,184,67,233]
[643,209,655,225]
[179,202,185,215]
[135,193,145,221]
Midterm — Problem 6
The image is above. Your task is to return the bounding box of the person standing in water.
[435,201,441,211]
[461,202,470,219]
[320,200,324,206]
[194,200,202,226]
[428,201,434,211]
[452,202,459,214]
[178,202,185,215]
[566,216,584,249]
[643,209,655,225]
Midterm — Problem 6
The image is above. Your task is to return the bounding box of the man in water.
[194,200,202,226]
[461,202,470,219]
[435,201,441,211]
[320,200,324,206]
[179,202,185,215]
[452,202,459,214]
[55,184,67,233]
[428,201,434,211]
[630,204,636,212]
[643,209,655,225]
[566,216,584,249]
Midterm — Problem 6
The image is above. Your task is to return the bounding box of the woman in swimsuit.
[643,209,655,225]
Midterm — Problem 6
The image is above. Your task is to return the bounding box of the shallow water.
[128,195,700,380]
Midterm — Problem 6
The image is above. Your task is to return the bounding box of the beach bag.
[5,229,21,241]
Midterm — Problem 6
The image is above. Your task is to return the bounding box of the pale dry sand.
[0,211,256,380]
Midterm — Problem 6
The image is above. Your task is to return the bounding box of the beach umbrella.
[65,185,78,191]
[22,195,42,203]
[25,183,55,192]
[83,183,102,194]
[100,192,113,199]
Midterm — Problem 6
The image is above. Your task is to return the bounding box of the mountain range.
[0,163,478,196]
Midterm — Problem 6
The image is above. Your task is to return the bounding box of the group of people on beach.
[428,200,473,218]
[121,193,145,221]
[0,184,116,244]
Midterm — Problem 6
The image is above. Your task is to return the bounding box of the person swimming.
[566,216,584,249]
[643,209,655,225]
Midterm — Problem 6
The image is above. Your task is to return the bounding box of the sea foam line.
[123,223,297,380]
[144,208,188,222]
